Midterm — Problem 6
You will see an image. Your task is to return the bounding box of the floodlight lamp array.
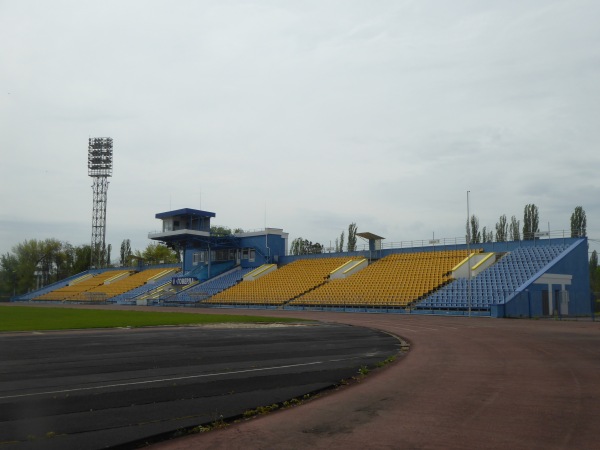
[88,137,113,177]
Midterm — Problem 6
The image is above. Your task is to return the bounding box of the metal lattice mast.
[88,138,113,268]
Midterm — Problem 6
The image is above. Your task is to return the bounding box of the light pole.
[467,190,471,317]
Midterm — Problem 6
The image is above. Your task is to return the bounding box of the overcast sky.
[1,0,599,257]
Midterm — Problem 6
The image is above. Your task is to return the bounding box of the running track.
[148,309,600,450]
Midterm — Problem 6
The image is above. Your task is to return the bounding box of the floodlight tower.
[88,137,113,268]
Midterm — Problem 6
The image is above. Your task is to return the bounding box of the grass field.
[0,306,302,332]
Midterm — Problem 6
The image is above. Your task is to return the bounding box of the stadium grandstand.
[14,207,593,318]
[32,267,180,302]
[290,250,482,308]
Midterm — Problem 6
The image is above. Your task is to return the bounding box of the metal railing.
[345,229,580,253]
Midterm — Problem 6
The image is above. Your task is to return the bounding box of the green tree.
[0,240,93,296]
[62,243,75,276]
[590,250,600,296]
[339,231,345,253]
[5,239,60,293]
[73,245,91,273]
[0,253,19,297]
[495,214,508,242]
[523,204,539,240]
[167,243,183,263]
[290,237,304,255]
[99,243,107,268]
[56,241,88,276]
[211,225,232,236]
[13,239,46,292]
[135,243,178,265]
[120,239,132,266]
[510,215,520,241]
[106,244,112,267]
[290,238,323,255]
[348,223,358,252]
[590,250,598,273]
[466,215,481,244]
[482,226,493,243]
[308,241,323,254]
[570,206,587,237]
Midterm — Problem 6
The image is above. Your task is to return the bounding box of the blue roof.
[155,208,216,219]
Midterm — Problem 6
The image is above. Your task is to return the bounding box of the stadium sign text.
[172,277,198,286]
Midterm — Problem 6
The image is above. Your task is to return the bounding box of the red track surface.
[149,310,600,450]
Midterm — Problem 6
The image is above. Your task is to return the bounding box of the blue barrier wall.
[501,239,591,317]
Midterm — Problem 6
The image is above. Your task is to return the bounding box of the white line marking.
[0,357,360,400]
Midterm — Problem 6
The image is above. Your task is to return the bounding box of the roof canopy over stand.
[357,232,385,252]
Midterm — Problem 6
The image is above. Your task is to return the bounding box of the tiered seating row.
[135,281,184,303]
[170,267,255,303]
[78,268,180,300]
[149,263,242,304]
[417,245,566,309]
[111,269,181,304]
[290,250,479,307]
[34,271,131,301]
[34,268,179,301]
[184,261,237,282]
[19,273,93,301]
[206,257,360,305]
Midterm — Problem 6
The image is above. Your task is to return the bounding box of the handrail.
[472,253,495,271]
[342,259,367,274]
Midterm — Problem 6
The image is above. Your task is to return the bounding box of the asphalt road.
[0,322,401,449]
